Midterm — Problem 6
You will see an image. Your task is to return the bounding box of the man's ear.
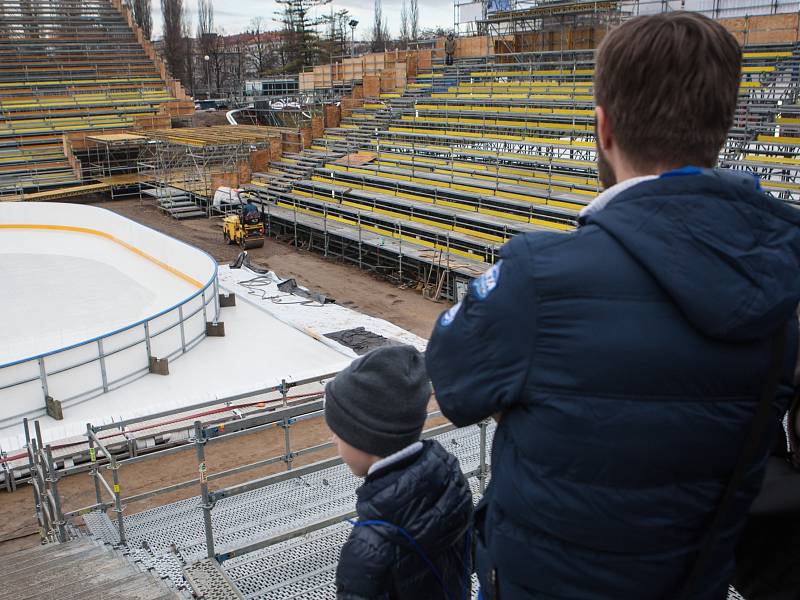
[595,106,612,152]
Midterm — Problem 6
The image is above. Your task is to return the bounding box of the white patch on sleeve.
[471,260,502,300]
[439,301,462,327]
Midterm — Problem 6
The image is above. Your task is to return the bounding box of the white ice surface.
[0,261,425,454]
[0,230,197,365]
[0,286,353,452]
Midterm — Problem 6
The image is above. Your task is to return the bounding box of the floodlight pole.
[204,54,211,99]
[349,20,359,58]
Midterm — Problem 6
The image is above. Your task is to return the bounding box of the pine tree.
[274,0,331,73]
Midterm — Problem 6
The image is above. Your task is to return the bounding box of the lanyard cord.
[349,519,472,600]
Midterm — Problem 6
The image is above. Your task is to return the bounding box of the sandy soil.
[0,198,450,555]
[98,199,448,339]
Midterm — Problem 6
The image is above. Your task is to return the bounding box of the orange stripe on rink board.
[0,223,204,289]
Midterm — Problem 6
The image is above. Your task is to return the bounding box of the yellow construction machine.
[223,203,265,249]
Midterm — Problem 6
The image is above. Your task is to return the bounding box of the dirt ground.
[96,199,448,338]
[0,198,450,555]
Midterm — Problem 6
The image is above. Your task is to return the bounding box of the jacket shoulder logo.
[439,301,462,327]
[472,260,502,300]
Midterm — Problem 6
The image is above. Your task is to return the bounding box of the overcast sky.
[151,0,455,40]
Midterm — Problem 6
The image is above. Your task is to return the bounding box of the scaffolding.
[135,126,282,216]
[14,376,493,597]
[84,132,150,199]
[471,0,800,59]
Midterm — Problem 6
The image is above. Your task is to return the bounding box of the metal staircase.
[82,423,493,598]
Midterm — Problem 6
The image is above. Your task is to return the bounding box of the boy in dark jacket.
[325,344,473,600]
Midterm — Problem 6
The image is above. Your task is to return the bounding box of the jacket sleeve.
[425,237,536,426]
[336,527,395,600]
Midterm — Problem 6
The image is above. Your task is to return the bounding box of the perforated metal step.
[84,423,493,595]
[184,558,244,600]
[225,477,487,600]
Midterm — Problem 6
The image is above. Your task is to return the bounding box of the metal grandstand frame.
[22,377,491,566]
[134,127,281,215]
[468,0,800,57]
[83,133,150,200]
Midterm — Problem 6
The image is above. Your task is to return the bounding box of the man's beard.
[597,147,617,190]
[595,122,616,189]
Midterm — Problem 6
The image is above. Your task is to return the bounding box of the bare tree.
[334,10,351,58]
[400,0,409,47]
[410,0,419,42]
[161,0,186,82]
[197,0,214,42]
[268,30,290,74]
[248,17,270,77]
[196,0,218,95]
[182,18,195,96]
[419,25,453,40]
[370,0,389,53]
[132,0,152,39]
[211,31,224,97]
[322,8,350,63]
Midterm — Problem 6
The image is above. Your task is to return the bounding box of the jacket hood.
[355,439,472,552]
[586,169,800,341]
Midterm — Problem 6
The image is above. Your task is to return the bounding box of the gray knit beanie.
[325,344,431,457]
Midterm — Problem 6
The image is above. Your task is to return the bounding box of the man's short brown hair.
[594,11,742,170]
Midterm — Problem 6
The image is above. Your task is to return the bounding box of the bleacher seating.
[0,0,190,196]
[246,41,800,286]
[67,36,799,600]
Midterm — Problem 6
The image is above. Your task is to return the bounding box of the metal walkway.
[84,423,494,597]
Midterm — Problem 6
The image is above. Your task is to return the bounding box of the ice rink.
[1,229,198,365]
[0,203,353,448]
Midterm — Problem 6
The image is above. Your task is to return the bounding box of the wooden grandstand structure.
[0,0,192,199]
[3,5,799,599]
[1,1,798,301]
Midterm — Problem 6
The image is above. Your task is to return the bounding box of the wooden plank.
[85,133,147,143]
[0,183,111,202]
[141,125,282,147]
[331,152,377,166]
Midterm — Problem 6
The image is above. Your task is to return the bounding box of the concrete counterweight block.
[206,322,225,337]
[149,356,169,375]
[219,293,236,307]
[45,396,63,420]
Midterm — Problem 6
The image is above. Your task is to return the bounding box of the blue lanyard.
[348,519,473,600]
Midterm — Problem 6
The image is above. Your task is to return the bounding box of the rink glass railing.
[0,274,220,431]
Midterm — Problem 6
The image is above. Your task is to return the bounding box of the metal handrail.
[211,420,482,563]
[22,374,334,538]
[23,390,491,570]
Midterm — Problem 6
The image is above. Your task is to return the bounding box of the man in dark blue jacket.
[426,11,800,600]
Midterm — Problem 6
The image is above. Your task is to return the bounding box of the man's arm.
[425,238,536,427]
